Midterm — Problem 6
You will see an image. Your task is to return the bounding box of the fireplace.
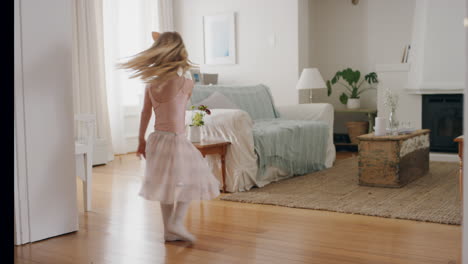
[422,94,463,153]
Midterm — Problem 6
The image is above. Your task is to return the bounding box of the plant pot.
[347,98,361,109]
[188,126,201,143]
[346,121,369,144]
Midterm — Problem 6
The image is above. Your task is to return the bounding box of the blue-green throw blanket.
[253,118,328,179]
[191,84,280,120]
[191,84,330,184]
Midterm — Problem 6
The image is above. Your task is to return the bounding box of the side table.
[193,141,231,192]
[454,135,463,200]
[334,108,378,134]
[334,109,378,149]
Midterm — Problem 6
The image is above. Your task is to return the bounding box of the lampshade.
[296,68,326,90]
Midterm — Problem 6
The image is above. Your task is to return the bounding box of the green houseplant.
[326,68,379,109]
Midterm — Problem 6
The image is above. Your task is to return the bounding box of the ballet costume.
[138,74,220,242]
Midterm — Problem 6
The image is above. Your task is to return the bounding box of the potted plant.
[326,68,379,109]
[188,105,211,142]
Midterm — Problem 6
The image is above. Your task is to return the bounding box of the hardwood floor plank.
[15,152,461,264]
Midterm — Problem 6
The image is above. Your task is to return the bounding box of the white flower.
[384,88,399,112]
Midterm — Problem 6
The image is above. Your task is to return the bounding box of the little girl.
[120,31,220,243]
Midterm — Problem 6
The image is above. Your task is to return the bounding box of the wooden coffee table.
[193,141,231,192]
[357,129,430,188]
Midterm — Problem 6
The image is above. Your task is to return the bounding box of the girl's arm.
[137,86,153,158]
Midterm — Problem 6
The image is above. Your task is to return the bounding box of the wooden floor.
[15,151,462,264]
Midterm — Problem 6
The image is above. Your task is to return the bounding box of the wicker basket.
[346,121,369,144]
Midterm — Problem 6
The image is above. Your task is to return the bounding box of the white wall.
[173,0,300,106]
[376,0,465,135]
[15,0,78,244]
[376,64,421,129]
[407,0,466,92]
[307,0,415,132]
[298,0,310,73]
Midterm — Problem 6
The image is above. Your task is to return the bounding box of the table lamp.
[296,68,326,103]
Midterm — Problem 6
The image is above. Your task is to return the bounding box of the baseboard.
[429,152,459,162]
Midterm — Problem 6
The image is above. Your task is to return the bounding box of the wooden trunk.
[357,129,430,188]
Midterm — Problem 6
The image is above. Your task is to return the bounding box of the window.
[103,0,159,106]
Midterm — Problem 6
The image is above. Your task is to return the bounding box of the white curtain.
[158,0,174,31]
[72,0,114,162]
[103,0,172,154]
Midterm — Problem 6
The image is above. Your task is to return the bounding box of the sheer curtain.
[158,0,174,31]
[103,0,172,154]
[72,0,114,162]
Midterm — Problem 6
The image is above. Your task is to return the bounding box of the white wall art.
[203,12,236,65]
[189,68,203,84]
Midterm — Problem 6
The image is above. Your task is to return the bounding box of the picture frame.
[203,12,236,65]
[190,68,203,84]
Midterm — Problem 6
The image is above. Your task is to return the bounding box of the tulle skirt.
[139,130,221,203]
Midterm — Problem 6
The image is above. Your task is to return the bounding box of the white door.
[463,1,468,263]
[14,0,78,244]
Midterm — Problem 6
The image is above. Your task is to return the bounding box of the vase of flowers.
[188,105,211,142]
[326,68,379,109]
[383,88,399,135]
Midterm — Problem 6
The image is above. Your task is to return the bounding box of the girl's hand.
[137,140,146,159]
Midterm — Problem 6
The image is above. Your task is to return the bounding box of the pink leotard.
[145,76,193,134]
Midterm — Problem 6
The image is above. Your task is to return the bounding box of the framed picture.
[203,12,236,65]
[190,68,203,84]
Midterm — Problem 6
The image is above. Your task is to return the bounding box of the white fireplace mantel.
[375,63,410,73]
[375,63,459,162]
[374,63,464,95]
[406,0,466,93]
[404,88,464,95]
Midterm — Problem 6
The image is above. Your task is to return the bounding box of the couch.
[185,84,336,192]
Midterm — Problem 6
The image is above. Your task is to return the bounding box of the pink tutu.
[139,130,221,203]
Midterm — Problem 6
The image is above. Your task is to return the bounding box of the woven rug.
[221,157,462,225]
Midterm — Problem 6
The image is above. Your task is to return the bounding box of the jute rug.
[221,157,462,225]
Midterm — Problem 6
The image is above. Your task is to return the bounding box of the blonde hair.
[119,32,194,84]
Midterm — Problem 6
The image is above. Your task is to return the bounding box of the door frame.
[14,0,31,246]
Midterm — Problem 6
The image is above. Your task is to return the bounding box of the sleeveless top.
[146,75,194,134]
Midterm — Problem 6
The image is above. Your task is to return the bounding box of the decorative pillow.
[196,91,240,109]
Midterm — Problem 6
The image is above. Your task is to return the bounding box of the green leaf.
[340,68,360,86]
[326,80,332,96]
[365,72,379,84]
[339,93,348,105]
[331,75,338,84]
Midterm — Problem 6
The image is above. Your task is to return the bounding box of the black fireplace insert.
[422,94,463,153]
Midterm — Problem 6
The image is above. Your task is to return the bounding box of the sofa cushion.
[196,91,240,109]
[190,84,280,120]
